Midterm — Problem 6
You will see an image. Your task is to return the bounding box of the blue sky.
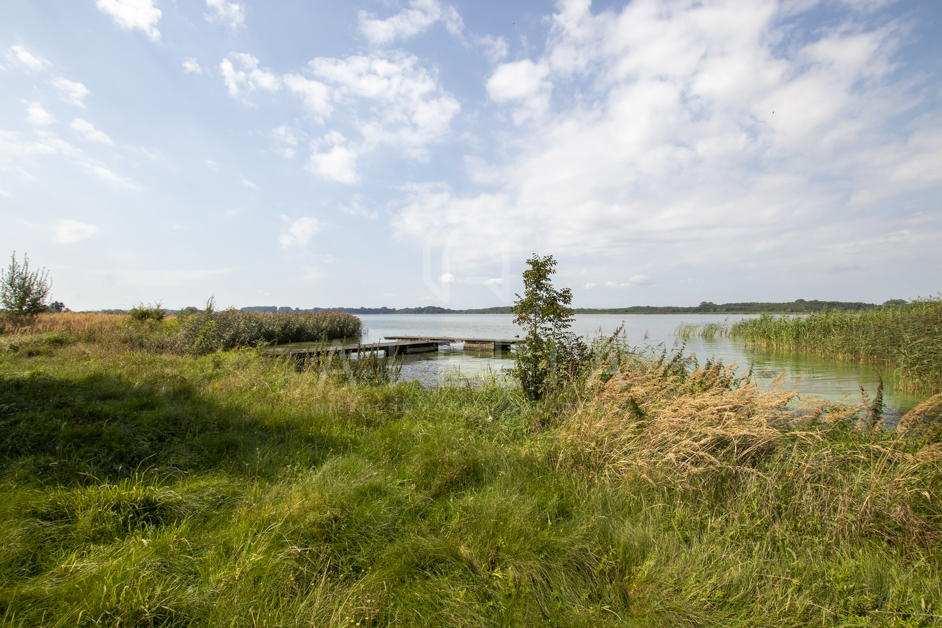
[1,0,941,311]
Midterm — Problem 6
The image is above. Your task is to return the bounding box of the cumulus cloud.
[279,216,323,247]
[205,0,245,28]
[183,58,202,74]
[307,141,359,185]
[71,119,113,144]
[282,74,331,120]
[54,219,98,243]
[25,102,55,126]
[9,45,50,70]
[358,0,463,47]
[95,0,162,41]
[394,0,942,294]
[220,53,279,99]
[439,273,455,284]
[222,51,460,183]
[52,78,90,107]
[304,53,460,158]
[486,59,552,123]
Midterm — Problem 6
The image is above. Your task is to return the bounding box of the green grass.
[730,298,942,393]
[0,334,941,626]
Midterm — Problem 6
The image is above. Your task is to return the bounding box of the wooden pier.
[268,339,447,361]
[383,336,518,351]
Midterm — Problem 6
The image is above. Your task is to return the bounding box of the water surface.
[318,313,920,416]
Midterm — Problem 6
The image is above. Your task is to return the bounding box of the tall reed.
[730,298,942,393]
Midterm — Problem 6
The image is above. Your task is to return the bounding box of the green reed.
[674,321,730,340]
[730,298,942,393]
[174,310,362,355]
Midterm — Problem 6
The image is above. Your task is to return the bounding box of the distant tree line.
[238,299,904,316]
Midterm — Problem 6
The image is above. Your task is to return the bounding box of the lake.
[349,313,922,417]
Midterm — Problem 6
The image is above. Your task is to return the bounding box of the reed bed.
[730,298,942,393]
[173,310,361,355]
[674,321,730,340]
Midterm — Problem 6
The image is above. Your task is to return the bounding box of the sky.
[1,0,941,311]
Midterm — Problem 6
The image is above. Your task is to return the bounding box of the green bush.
[129,302,166,322]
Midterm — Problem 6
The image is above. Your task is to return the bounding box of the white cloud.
[95,0,162,41]
[183,58,202,74]
[483,277,503,285]
[71,119,113,144]
[305,53,460,158]
[25,102,55,126]
[54,219,98,243]
[339,193,378,219]
[279,216,323,247]
[240,176,257,189]
[205,0,245,28]
[52,78,90,107]
[273,125,298,158]
[220,53,279,99]
[486,59,552,123]
[79,162,140,189]
[0,128,138,189]
[439,273,455,284]
[283,74,331,120]
[221,51,459,175]
[394,0,941,289]
[474,34,509,63]
[605,275,652,288]
[585,282,597,289]
[307,143,359,184]
[9,45,50,70]
[358,0,463,47]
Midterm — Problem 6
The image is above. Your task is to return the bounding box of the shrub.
[129,302,166,322]
[0,252,52,316]
[511,254,587,401]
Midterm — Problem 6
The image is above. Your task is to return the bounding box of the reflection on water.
[291,313,924,415]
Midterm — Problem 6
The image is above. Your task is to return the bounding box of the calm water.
[343,314,921,416]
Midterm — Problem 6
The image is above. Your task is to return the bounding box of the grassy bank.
[0,310,361,355]
[1,330,941,626]
[729,298,942,393]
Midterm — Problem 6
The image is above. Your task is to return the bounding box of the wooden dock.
[384,336,517,351]
[268,339,447,361]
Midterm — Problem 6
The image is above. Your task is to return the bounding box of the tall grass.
[730,298,942,393]
[1,325,941,625]
[0,310,362,356]
[0,312,128,342]
[173,310,361,354]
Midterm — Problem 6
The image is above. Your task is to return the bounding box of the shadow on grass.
[0,371,340,486]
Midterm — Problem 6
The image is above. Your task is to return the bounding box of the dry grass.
[558,359,802,486]
[557,358,942,550]
[0,312,129,342]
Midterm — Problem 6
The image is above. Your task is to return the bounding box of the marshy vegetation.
[727,298,942,394]
[0,309,361,356]
[1,311,941,626]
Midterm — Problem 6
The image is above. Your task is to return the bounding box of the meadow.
[727,298,942,393]
[0,314,941,626]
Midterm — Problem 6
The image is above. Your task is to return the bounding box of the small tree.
[511,254,585,400]
[1,252,52,316]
